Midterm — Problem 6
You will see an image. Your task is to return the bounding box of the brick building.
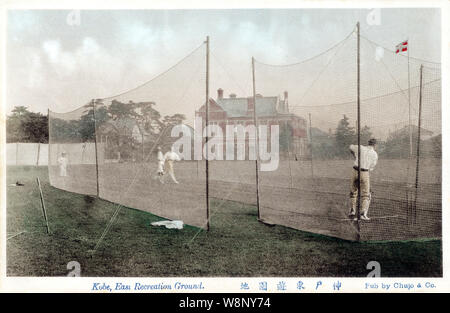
[196,89,309,159]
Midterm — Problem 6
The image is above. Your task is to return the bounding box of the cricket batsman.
[154,146,165,184]
[349,138,378,220]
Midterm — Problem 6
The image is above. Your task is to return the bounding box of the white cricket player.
[58,152,68,177]
[155,146,165,184]
[163,147,181,184]
[349,138,378,220]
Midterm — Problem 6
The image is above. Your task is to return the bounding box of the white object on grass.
[151,220,184,229]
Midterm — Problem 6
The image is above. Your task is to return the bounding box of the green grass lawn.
[6,166,442,277]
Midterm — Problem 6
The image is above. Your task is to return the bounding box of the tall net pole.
[407,39,413,226]
[413,64,424,226]
[92,99,100,197]
[142,131,145,162]
[252,57,261,220]
[36,142,41,166]
[309,113,314,179]
[285,119,294,189]
[408,38,412,158]
[356,22,361,239]
[205,36,210,231]
[47,109,50,172]
[36,177,50,234]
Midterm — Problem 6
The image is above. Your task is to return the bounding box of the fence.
[6,143,48,166]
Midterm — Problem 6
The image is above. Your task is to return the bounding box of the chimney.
[229,93,237,98]
[217,88,223,100]
[284,91,289,113]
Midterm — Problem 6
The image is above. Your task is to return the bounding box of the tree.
[78,109,96,142]
[7,106,48,143]
[333,115,373,158]
[279,121,293,154]
[360,125,373,145]
[423,134,441,158]
[50,117,80,143]
[310,127,337,160]
[78,103,109,142]
[82,99,187,161]
[7,107,27,142]
[97,100,139,161]
[132,101,162,160]
[161,113,186,128]
[335,115,355,158]
[158,113,187,151]
[381,126,433,159]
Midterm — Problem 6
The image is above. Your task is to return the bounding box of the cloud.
[41,37,125,86]
[6,9,441,115]
[43,40,61,63]
[8,10,38,32]
[27,51,44,89]
[237,21,259,44]
[80,37,101,54]
[120,21,158,48]
[8,36,132,112]
[217,18,230,32]
[233,21,289,64]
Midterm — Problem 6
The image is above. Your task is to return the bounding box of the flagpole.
[92,99,100,198]
[414,64,424,226]
[356,21,361,240]
[252,57,261,221]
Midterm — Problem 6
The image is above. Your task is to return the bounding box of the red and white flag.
[395,40,408,53]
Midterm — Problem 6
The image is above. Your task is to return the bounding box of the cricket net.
[49,42,209,229]
[254,28,441,241]
[48,104,98,196]
[48,32,441,241]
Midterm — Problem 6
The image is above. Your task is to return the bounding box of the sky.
[6,8,441,116]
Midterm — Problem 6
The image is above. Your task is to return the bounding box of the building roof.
[215,97,247,117]
[197,90,300,121]
[215,96,283,118]
[393,125,434,136]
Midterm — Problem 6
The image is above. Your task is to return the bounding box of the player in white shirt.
[58,152,68,177]
[349,138,378,220]
[155,146,165,183]
[163,147,181,184]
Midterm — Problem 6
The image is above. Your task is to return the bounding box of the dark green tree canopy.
[7,106,48,143]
